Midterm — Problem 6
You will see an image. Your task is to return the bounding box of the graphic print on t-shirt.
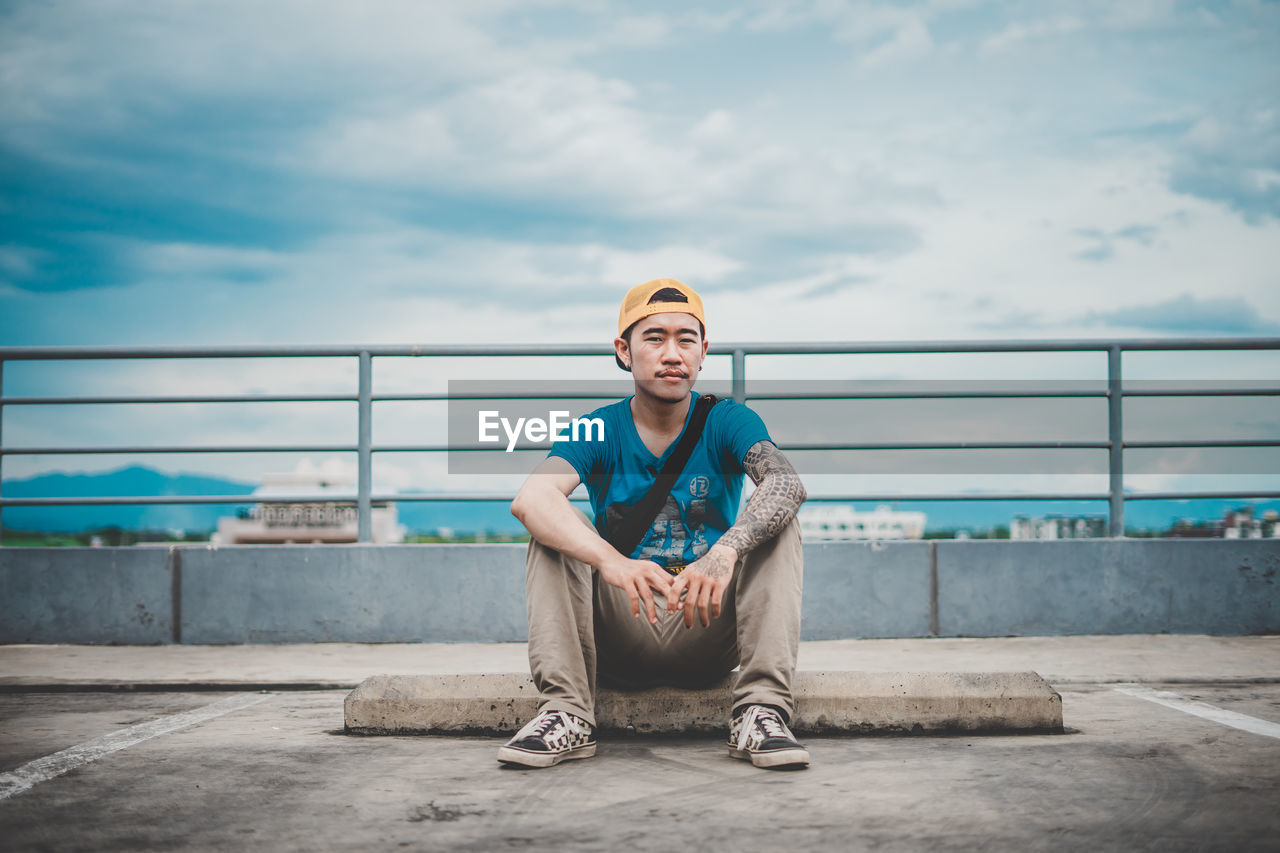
[637,494,710,565]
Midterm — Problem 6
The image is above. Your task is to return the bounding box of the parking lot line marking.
[1110,683,1280,740]
[0,692,272,802]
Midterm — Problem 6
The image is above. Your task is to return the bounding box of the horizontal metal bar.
[12,439,1277,456]
[733,338,1280,355]
[803,493,1112,502]
[0,345,608,360]
[382,494,589,503]
[746,390,1109,400]
[6,490,1274,508]
[805,492,1275,501]
[786,441,1110,450]
[2,337,1276,360]
[808,491,1278,502]
[0,492,1110,507]
[372,441,1113,453]
[1124,440,1280,449]
[1,495,286,506]
[1121,388,1280,397]
[0,394,356,405]
[0,494,576,507]
[3,387,1273,407]
[371,392,623,402]
[1115,338,1280,352]
[0,444,579,455]
[395,440,1279,453]
[374,445,511,453]
[1120,491,1280,500]
[0,445,357,456]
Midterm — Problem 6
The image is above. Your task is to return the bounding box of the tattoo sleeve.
[716,441,807,558]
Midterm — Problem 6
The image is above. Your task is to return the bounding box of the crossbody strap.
[604,393,718,558]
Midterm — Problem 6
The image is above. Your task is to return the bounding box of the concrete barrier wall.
[936,539,1280,636]
[179,544,527,644]
[0,547,174,644]
[1,539,1276,644]
[801,540,933,640]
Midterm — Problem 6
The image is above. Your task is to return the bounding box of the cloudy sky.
[1,0,1277,498]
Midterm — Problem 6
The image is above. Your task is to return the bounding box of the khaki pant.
[525,509,803,727]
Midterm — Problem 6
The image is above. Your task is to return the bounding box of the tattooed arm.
[716,440,807,557]
[666,440,807,628]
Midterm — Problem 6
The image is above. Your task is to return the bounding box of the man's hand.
[597,556,676,625]
[667,543,738,628]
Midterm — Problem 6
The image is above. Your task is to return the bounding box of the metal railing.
[1,338,1277,543]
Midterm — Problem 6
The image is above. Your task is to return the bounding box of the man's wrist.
[710,541,739,565]
[593,549,620,574]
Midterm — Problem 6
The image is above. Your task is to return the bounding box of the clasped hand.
[597,544,738,629]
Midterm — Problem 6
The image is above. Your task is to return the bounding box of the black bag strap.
[604,393,718,557]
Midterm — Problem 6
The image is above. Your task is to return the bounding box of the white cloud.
[858,14,935,67]
[1170,110,1280,224]
[0,245,46,278]
[605,15,671,47]
[690,109,736,149]
[303,109,456,180]
[285,56,943,236]
[759,152,1280,347]
[1099,0,1179,30]
[979,16,1083,55]
[128,242,289,281]
[110,227,743,328]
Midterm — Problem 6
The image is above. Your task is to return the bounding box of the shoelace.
[514,710,582,742]
[736,705,789,748]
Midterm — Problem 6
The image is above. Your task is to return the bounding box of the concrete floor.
[4,634,1278,688]
[3,682,1280,851]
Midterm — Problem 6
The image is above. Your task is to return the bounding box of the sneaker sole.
[728,746,810,768]
[497,742,597,768]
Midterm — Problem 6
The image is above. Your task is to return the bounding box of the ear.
[613,335,631,370]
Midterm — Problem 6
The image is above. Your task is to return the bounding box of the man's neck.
[629,388,692,436]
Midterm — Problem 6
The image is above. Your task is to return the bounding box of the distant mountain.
[393,495,528,536]
[2,465,1275,535]
[1,466,256,533]
[0,466,530,535]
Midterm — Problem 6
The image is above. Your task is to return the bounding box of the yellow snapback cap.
[617,278,706,337]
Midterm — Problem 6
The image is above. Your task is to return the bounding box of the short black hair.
[616,287,706,372]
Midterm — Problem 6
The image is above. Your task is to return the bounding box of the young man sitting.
[502,278,809,769]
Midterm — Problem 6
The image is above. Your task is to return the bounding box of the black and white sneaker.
[497,710,597,768]
[728,705,810,768]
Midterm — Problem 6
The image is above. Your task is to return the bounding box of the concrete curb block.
[343,671,1064,735]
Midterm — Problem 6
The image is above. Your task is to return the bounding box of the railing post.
[732,348,746,405]
[1107,345,1124,537]
[0,359,5,547]
[357,351,372,543]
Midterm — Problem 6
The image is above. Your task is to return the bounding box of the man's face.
[614,312,708,404]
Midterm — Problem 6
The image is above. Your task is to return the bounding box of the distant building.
[1164,518,1219,538]
[1223,507,1273,539]
[1011,515,1106,540]
[799,504,926,541]
[1164,507,1278,539]
[212,473,405,544]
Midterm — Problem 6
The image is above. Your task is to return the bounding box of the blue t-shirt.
[547,390,772,567]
